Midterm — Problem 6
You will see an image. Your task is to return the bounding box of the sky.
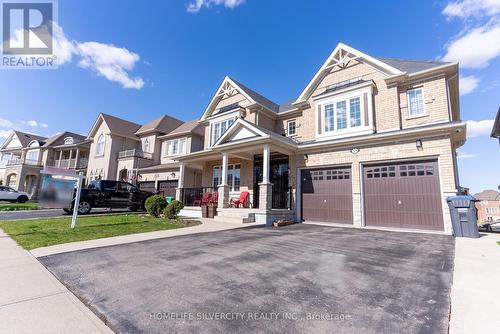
[0,0,498,193]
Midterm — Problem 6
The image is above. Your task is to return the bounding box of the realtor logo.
[1,0,57,68]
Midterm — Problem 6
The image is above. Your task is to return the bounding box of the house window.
[211,118,235,145]
[322,95,364,134]
[287,120,296,136]
[95,134,105,156]
[486,207,499,214]
[25,150,39,162]
[324,104,334,132]
[165,138,186,156]
[64,137,74,145]
[212,164,240,191]
[407,88,425,117]
[143,139,150,153]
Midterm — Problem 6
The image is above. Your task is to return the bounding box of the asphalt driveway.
[40,224,455,334]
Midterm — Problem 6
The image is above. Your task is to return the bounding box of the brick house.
[474,190,500,224]
[176,43,466,234]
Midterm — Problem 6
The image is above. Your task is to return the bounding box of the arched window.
[95,134,105,156]
[64,137,74,145]
[143,139,150,153]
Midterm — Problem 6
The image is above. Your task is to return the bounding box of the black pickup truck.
[64,180,154,215]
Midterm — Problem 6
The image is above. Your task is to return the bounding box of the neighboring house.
[492,107,500,143]
[474,190,500,224]
[85,113,203,196]
[0,130,90,198]
[176,43,466,233]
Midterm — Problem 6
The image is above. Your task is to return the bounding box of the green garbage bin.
[165,196,174,204]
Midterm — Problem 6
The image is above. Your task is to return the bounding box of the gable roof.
[474,190,500,201]
[42,131,87,147]
[135,115,184,136]
[376,57,452,75]
[158,120,204,139]
[13,131,47,147]
[200,76,279,120]
[87,113,141,140]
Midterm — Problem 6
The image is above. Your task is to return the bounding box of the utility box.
[446,195,479,238]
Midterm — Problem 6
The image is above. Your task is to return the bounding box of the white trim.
[286,119,297,136]
[95,133,106,157]
[295,42,403,102]
[406,87,426,118]
[311,80,374,101]
[315,86,374,139]
[213,118,267,147]
[200,76,257,121]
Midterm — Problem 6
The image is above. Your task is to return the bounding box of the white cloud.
[442,23,500,68]
[24,120,39,127]
[51,23,144,89]
[443,0,500,19]
[77,42,144,89]
[460,75,480,94]
[187,0,245,12]
[0,130,11,139]
[0,118,13,128]
[40,123,48,128]
[456,149,479,159]
[466,119,495,137]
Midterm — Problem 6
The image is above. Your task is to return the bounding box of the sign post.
[71,172,84,229]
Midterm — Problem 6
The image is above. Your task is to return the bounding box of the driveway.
[40,224,455,334]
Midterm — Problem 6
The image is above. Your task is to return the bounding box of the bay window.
[320,94,367,135]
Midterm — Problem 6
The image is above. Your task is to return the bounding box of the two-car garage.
[300,159,444,231]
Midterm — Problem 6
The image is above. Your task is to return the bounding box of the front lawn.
[0,214,200,250]
[0,202,39,211]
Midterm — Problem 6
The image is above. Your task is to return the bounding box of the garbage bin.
[446,195,479,238]
[165,196,174,204]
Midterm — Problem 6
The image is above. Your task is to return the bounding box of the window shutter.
[317,104,322,135]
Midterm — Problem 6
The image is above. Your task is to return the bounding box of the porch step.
[213,208,258,224]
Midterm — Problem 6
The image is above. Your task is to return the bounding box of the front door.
[253,154,289,209]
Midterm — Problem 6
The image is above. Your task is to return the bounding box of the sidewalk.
[31,219,263,257]
[449,232,500,334]
[0,229,113,334]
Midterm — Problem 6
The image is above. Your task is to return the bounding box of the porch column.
[69,149,73,169]
[75,148,80,169]
[218,152,230,208]
[57,150,63,168]
[259,144,272,210]
[175,162,185,201]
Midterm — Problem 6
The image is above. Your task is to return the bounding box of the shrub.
[164,200,184,220]
[145,195,168,218]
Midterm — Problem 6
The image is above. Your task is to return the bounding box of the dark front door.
[253,154,289,209]
[301,167,353,224]
[363,160,444,231]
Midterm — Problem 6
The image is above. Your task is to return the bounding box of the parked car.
[64,180,154,215]
[0,186,30,203]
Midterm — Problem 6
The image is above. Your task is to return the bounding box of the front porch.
[177,142,296,224]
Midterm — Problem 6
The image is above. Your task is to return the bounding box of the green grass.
[0,214,200,250]
[497,241,500,247]
[0,202,39,211]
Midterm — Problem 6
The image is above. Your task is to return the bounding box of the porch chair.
[230,191,250,208]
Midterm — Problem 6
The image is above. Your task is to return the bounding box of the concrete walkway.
[31,219,263,257]
[0,229,113,334]
[450,232,500,334]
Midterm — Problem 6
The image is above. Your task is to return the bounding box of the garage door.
[158,180,178,197]
[301,167,352,224]
[363,160,444,231]
[139,181,156,193]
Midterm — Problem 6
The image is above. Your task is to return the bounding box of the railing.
[51,158,88,169]
[180,187,216,206]
[272,186,293,210]
[118,149,153,159]
[6,158,40,166]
